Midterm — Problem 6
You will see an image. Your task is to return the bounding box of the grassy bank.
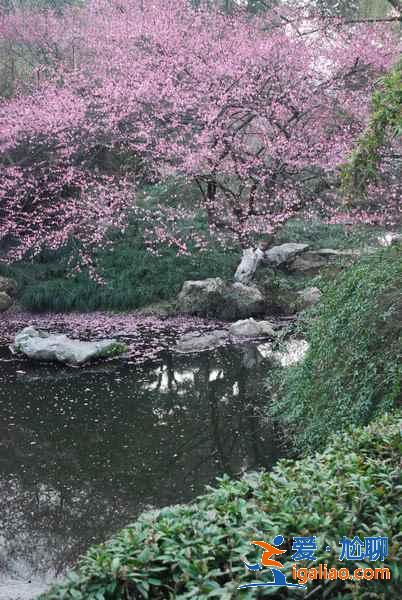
[41,412,401,599]
[0,216,238,313]
[272,245,402,450]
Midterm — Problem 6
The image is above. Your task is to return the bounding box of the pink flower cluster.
[0,0,399,263]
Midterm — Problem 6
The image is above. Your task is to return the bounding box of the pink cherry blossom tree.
[0,0,399,266]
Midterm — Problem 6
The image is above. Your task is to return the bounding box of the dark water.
[0,344,286,598]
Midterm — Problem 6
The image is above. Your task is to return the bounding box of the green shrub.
[41,412,402,599]
[272,246,402,450]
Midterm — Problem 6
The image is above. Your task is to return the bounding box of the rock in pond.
[229,318,275,338]
[11,326,127,365]
[259,338,309,366]
[175,330,228,353]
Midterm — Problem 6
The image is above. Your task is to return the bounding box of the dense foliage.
[41,412,402,599]
[343,62,402,195]
[272,245,402,450]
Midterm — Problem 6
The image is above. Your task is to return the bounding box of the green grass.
[41,412,402,599]
[0,212,239,312]
[271,245,402,450]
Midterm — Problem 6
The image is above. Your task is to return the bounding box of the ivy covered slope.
[42,413,401,600]
[274,245,402,451]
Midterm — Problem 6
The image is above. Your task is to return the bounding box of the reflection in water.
[0,345,286,597]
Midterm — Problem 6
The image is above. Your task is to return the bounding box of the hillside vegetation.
[272,245,402,450]
[0,218,387,313]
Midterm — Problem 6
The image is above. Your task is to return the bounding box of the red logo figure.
[250,540,286,568]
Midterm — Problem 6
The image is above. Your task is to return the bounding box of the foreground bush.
[272,245,402,450]
[42,412,401,599]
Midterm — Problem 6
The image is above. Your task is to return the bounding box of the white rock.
[234,247,265,285]
[378,233,402,247]
[288,248,360,273]
[177,278,226,314]
[11,327,125,365]
[0,276,17,296]
[229,318,275,338]
[225,283,266,318]
[177,278,266,319]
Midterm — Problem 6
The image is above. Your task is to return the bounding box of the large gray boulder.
[175,330,228,353]
[264,243,309,267]
[0,276,17,296]
[0,276,17,311]
[11,326,127,365]
[0,291,13,312]
[229,318,275,338]
[177,278,226,316]
[224,283,266,319]
[178,279,266,320]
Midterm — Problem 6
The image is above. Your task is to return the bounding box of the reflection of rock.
[175,330,228,353]
[11,326,127,365]
[264,243,309,267]
[229,318,275,338]
[178,279,266,320]
[296,287,322,310]
[240,345,263,369]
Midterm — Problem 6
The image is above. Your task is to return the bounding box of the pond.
[0,341,288,599]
